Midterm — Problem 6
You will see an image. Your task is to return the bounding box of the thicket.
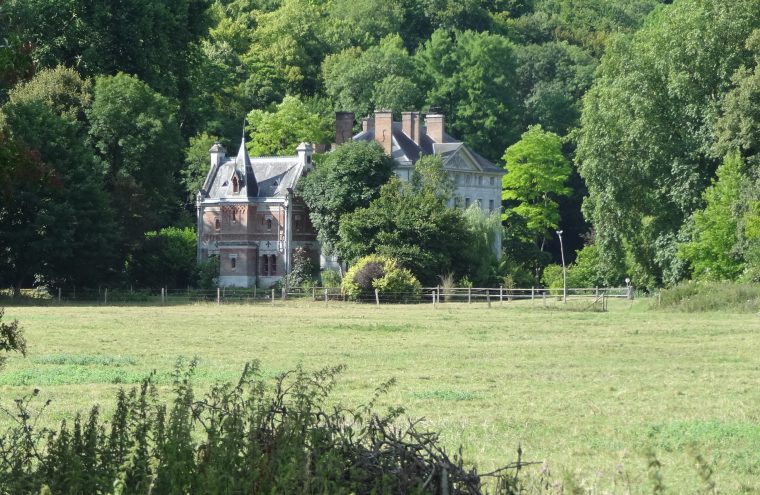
[0,360,527,494]
[656,282,760,313]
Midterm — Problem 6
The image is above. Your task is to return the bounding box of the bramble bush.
[0,360,527,495]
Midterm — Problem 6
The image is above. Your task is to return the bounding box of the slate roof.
[201,140,302,201]
[353,122,504,174]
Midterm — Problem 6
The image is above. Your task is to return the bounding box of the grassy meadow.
[1,299,759,492]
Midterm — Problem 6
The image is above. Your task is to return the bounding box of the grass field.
[1,300,759,492]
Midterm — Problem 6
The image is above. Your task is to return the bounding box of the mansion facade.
[197,110,505,288]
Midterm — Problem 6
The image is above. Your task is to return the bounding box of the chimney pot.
[374,110,393,155]
[425,113,445,143]
[335,111,354,145]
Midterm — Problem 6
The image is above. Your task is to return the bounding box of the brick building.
[196,136,318,287]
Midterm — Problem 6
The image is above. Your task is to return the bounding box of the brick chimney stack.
[401,111,422,145]
[362,116,374,133]
[425,113,445,143]
[335,111,354,145]
[374,110,393,155]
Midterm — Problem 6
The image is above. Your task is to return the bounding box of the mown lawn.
[1,300,759,492]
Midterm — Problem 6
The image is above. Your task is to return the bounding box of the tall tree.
[246,95,332,156]
[502,125,571,252]
[417,29,520,160]
[576,0,760,287]
[88,73,185,251]
[298,141,394,253]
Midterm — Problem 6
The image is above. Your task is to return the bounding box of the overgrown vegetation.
[656,282,760,313]
[0,360,527,494]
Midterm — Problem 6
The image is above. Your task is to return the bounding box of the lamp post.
[556,230,566,303]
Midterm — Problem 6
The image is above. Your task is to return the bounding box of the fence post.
[282,287,286,300]
[437,289,440,305]
[499,286,503,303]
[433,290,437,308]
[312,286,316,300]
[374,289,380,306]
[627,285,634,300]
[324,288,328,305]
[487,289,491,308]
[271,289,275,306]
[468,287,471,304]
[531,286,535,303]
[253,286,257,303]
[58,287,61,303]
[104,288,108,305]
[542,291,547,308]
[217,287,220,305]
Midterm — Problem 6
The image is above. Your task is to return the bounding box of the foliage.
[502,125,571,249]
[541,264,564,289]
[196,256,219,290]
[342,254,421,301]
[127,228,198,289]
[6,65,91,121]
[0,360,525,494]
[657,282,760,313]
[679,153,746,281]
[0,309,25,372]
[88,73,185,252]
[337,174,471,286]
[246,95,333,156]
[319,269,342,288]
[285,247,318,287]
[0,86,117,290]
[180,132,221,206]
[462,204,502,285]
[323,35,424,118]
[299,141,394,253]
[576,0,760,287]
[418,29,521,160]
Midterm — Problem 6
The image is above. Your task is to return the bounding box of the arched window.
[266,218,272,231]
[262,255,269,276]
[270,255,277,275]
[231,257,237,269]
[232,175,240,193]
[295,215,302,232]
[215,218,221,230]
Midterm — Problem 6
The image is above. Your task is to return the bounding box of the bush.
[320,269,342,288]
[0,309,25,371]
[657,282,760,312]
[0,361,525,494]
[196,256,219,290]
[541,264,564,289]
[342,255,421,301]
[285,247,318,287]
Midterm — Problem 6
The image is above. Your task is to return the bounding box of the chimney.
[374,110,393,155]
[425,113,445,143]
[335,111,354,145]
[209,142,226,169]
[296,142,314,171]
[412,112,421,145]
[362,116,374,133]
[402,112,414,141]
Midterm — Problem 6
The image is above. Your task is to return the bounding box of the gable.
[442,147,482,172]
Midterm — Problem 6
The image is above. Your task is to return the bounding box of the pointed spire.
[236,121,251,168]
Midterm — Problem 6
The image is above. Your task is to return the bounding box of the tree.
[336,163,472,285]
[298,141,394,253]
[462,204,502,285]
[323,35,425,118]
[417,29,520,160]
[576,0,760,286]
[6,65,91,121]
[1,91,117,290]
[502,125,571,251]
[341,254,421,301]
[246,95,332,156]
[127,227,198,289]
[88,73,185,249]
[0,309,25,371]
[679,153,746,281]
[181,132,222,206]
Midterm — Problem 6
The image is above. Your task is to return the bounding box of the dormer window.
[232,175,240,193]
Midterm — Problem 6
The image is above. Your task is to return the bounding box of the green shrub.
[196,256,219,290]
[657,282,760,312]
[320,269,342,288]
[342,255,421,301]
[541,264,564,289]
[0,361,524,494]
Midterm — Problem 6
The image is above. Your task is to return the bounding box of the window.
[490,177,495,186]
[230,256,237,270]
[488,199,494,212]
[295,215,302,232]
[215,218,221,230]
[478,176,483,186]
[270,254,277,275]
[262,255,269,276]
[266,218,272,231]
[465,175,472,185]
[465,197,471,208]
[232,209,237,223]
[232,175,240,193]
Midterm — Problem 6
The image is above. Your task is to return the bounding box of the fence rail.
[2,286,633,310]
